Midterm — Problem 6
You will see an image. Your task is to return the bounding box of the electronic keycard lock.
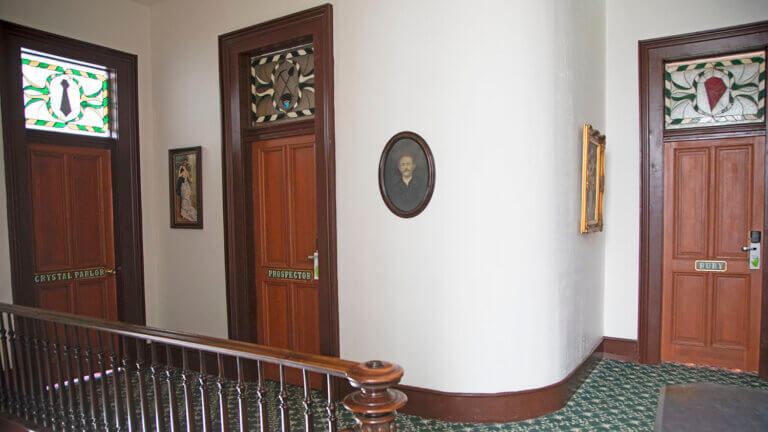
[742,230,761,270]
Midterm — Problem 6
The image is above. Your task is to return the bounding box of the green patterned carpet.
[397,359,768,431]
[29,358,768,431]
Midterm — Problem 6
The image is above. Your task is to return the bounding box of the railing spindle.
[37,320,57,429]
[0,313,8,413]
[165,345,180,432]
[62,323,77,430]
[198,350,212,432]
[21,318,40,424]
[8,314,22,418]
[109,333,123,432]
[150,343,166,432]
[0,313,16,415]
[181,348,195,432]
[12,315,29,420]
[30,319,49,427]
[216,353,230,432]
[0,314,11,413]
[122,336,136,432]
[235,357,247,432]
[325,374,337,432]
[255,361,269,432]
[302,369,314,432]
[84,329,100,430]
[278,365,291,432]
[51,322,68,431]
[135,339,151,432]
[72,326,88,430]
[96,331,111,432]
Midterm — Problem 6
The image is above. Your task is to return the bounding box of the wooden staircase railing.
[0,303,407,432]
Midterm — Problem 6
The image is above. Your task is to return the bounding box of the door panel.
[712,275,749,349]
[291,144,317,266]
[674,150,708,257]
[31,150,72,270]
[29,143,117,321]
[259,281,292,348]
[70,154,109,266]
[662,136,764,371]
[714,147,751,257]
[671,274,707,346]
[293,285,320,354]
[261,148,289,264]
[36,284,71,313]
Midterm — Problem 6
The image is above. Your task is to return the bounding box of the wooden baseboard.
[392,340,603,423]
[599,337,639,362]
[363,336,640,423]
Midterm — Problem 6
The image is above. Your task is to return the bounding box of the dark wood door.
[252,134,320,382]
[662,136,764,371]
[29,143,117,321]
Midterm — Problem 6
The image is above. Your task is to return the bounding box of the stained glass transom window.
[21,48,110,137]
[250,44,315,125]
[665,51,765,129]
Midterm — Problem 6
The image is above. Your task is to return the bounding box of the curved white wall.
[333,0,605,392]
[0,0,605,393]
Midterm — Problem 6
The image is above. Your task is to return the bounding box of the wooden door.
[662,136,765,371]
[29,143,118,321]
[252,134,320,380]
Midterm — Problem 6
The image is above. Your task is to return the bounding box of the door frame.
[638,20,768,378]
[219,5,339,357]
[0,21,146,324]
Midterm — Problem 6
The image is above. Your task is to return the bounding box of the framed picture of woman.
[169,146,203,229]
[379,131,435,218]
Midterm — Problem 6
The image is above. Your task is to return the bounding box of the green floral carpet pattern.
[17,359,768,431]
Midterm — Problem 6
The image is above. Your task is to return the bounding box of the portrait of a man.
[379,132,435,217]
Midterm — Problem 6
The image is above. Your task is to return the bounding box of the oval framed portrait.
[378,131,435,218]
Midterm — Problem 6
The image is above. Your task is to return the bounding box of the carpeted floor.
[397,359,768,431]
[25,358,768,431]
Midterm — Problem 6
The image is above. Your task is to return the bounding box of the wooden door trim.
[638,20,768,378]
[219,5,339,357]
[0,20,145,325]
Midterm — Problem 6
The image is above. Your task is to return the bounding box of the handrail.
[0,302,408,432]
[0,303,357,376]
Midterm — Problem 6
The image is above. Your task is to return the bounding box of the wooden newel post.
[343,360,407,432]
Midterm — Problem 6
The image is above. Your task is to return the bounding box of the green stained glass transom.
[250,44,315,125]
[665,51,766,129]
[21,48,110,137]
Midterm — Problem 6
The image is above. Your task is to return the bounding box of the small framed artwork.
[379,131,435,218]
[169,146,203,229]
[580,124,605,233]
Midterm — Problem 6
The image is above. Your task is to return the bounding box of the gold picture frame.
[580,124,605,233]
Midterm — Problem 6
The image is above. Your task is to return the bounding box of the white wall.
[604,0,768,339]
[0,0,160,306]
[0,0,606,393]
[148,0,606,392]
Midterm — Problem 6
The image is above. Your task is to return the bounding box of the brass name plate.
[34,267,106,284]
[266,268,312,281]
[694,260,727,272]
